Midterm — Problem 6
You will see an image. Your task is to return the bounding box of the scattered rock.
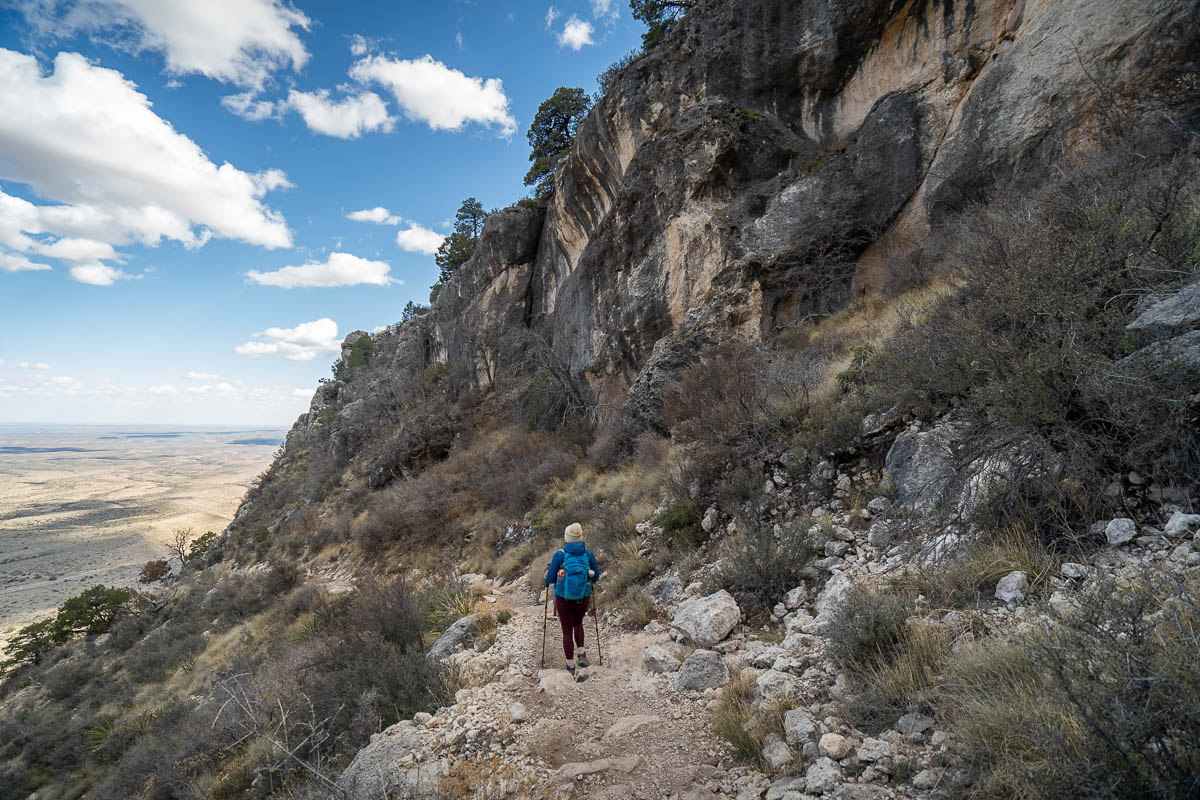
[672,590,741,647]
[675,649,730,692]
[856,737,891,763]
[1060,562,1088,579]
[818,732,853,759]
[994,571,1029,603]
[1126,281,1200,340]
[508,703,527,723]
[603,715,663,742]
[643,644,683,674]
[756,669,799,701]
[1164,511,1200,537]
[1106,518,1137,545]
[762,733,793,770]
[702,506,720,533]
[553,756,645,785]
[766,775,808,800]
[895,712,934,734]
[805,756,843,794]
[783,585,808,610]
[912,768,946,790]
[783,708,817,745]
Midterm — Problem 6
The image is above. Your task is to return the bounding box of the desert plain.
[0,424,285,653]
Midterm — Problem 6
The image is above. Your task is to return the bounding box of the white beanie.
[564,522,583,542]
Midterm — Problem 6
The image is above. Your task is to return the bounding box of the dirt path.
[474,581,740,798]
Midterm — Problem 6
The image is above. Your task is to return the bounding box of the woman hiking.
[544,522,600,679]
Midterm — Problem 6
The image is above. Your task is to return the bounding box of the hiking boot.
[576,651,589,668]
[565,660,576,677]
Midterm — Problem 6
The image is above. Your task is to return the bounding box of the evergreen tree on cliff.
[523,87,592,200]
[434,197,490,284]
[630,0,695,48]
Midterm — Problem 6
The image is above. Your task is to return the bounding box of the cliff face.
[294,0,1198,446]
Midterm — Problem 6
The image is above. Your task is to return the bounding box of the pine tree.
[523,87,592,199]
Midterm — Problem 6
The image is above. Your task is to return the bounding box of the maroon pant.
[555,595,590,659]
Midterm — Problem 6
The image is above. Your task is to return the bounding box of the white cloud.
[246,252,396,288]
[235,318,342,361]
[558,16,595,49]
[0,49,292,283]
[17,362,51,369]
[0,251,52,272]
[186,371,218,380]
[347,207,400,225]
[220,90,279,121]
[68,264,137,285]
[455,31,463,50]
[148,384,177,395]
[348,34,375,57]
[286,88,394,139]
[395,223,445,255]
[51,375,73,384]
[591,0,618,21]
[292,387,313,398]
[350,54,516,136]
[19,0,311,90]
[545,6,560,30]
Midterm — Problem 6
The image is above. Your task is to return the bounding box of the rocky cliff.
[291,0,1198,449]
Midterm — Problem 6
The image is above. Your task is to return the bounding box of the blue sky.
[0,0,641,425]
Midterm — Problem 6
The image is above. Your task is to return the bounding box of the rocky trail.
[339,578,761,799]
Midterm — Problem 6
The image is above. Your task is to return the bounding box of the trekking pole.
[540,588,549,668]
[592,594,602,666]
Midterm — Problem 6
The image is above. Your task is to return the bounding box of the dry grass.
[623,589,658,629]
[711,670,765,768]
[892,525,1059,609]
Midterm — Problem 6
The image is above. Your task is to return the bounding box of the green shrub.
[704,523,816,616]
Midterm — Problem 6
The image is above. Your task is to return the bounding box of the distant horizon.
[0,421,291,429]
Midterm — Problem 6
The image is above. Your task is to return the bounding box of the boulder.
[1106,518,1137,545]
[672,590,741,647]
[994,571,1029,603]
[647,573,683,605]
[427,613,477,661]
[783,708,817,745]
[912,768,946,790]
[1127,281,1200,340]
[336,720,446,798]
[884,423,958,514]
[805,757,843,794]
[509,703,527,723]
[675,649,730,692]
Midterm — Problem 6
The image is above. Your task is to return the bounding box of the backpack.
[556,548,590,600]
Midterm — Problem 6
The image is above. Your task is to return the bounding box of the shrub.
[863,148,1200,528]
[137,560,170,584]
[704,523,817,616]
[827,585,916,672]
[426,579,477,635]
[945,570,1200,799]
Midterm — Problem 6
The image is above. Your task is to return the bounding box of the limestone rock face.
[275,0,1199,449]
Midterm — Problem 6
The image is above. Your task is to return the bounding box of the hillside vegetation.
[2,0,1199,798]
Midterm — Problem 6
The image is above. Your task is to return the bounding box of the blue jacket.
[544,541,601,598]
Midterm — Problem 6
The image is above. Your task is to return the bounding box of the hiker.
[544,522,600,677]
